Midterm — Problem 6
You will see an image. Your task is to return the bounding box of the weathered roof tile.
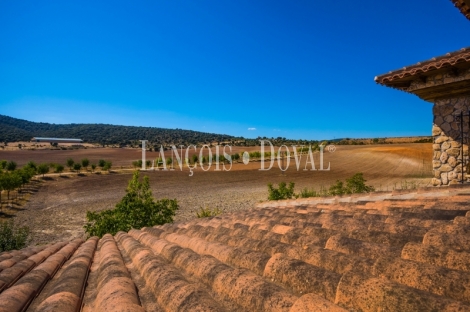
[2,186,470,310]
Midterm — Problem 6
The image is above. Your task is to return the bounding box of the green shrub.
[0,220,30,252]
[132,160,142,169]
[196,206,222,218]
[84,171,178,237]
[345,173,374,193]
[298,187,318,198]
[329,180,347,196]
[268,182,295,200]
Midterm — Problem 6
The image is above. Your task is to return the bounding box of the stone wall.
[432,95,470,185]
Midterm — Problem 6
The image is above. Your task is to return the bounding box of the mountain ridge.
[0,114,235,145]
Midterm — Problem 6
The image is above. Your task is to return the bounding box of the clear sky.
[1,1,469,140]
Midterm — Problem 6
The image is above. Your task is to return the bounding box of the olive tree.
[37,164,50,178]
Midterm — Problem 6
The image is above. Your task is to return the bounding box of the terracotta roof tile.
[1,186,470,310]
[451,0,470,20]
[375,47,470,88]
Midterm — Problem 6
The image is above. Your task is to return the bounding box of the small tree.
[146,160,151,168]
[98,159,106,169]
[66,158,74,171]
[6,161,17,171]
[37,164,50,178]
[25,161,38,173]
[103,161,112,172]
[192,154,198,164]
[166,157,172,167]
[81,158,90,171]
[55,164,64,176]
[2,172,22,200]
[17,167,35,191]
[0,160,7,170]
[73,163,82,173]
[91,164,96,172]
[84,171,179,237]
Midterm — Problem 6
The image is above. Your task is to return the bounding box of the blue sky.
[1,1,469,140]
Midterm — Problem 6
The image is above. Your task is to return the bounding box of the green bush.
[298,187,318,198]
[0,220,30,252]
[84,171,178,237]
[268,182,295,200]
[329,180,347,196]
[329,173,374,195]
[345,173,374,193]
[196,206,222,218]
[132,160,142,169]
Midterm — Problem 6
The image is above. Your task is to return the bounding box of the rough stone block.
[448,156,457,167]
[441,123,451,132]
[444,115,454,123]
[448,170,457,181]
[441,142,451,150]
[432,125,441,136]
[439,164,452,172]
[440,172,449,185]
[431,178,442,186]
[447,148,460,157]
[434,116,444,126]
[432,161,441,169]
[451,141,461,148]
[439,152,448,163]
[434,136,448,144]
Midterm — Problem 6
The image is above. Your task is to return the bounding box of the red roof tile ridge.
[0,240,83,312]
[335,270,470,310]
[91,234,144,312]
[131,229,298,312]
[36,237,98,312]
[116,231,225,311]
[375,47,470,84]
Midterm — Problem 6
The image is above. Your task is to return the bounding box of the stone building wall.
[432,95,470,185]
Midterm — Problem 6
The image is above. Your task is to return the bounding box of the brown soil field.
[0,143,433,246]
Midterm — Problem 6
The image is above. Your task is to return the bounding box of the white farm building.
[31,137,83,143]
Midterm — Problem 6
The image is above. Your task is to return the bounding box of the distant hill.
[0,114,235,146]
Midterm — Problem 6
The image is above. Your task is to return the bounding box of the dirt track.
[1,143,433,245]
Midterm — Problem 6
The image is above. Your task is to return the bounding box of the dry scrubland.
[0,143,433,245]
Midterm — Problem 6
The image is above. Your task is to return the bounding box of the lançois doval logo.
[139,140,334,176]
